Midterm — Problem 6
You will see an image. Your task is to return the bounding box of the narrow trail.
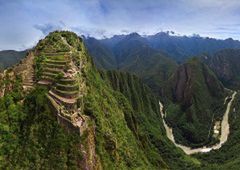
[0,70,7,97]
[159,91,237,155]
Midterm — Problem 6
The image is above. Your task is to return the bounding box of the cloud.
[34,21,66,35]
[71,26,108,38]
[121,29,131,34]
[2,0,240,49]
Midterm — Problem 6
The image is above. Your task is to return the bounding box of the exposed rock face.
[171,61,224,110]
[165,58,226,146]
[171,63,193,109]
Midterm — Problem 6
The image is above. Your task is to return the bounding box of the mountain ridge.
[1,30,240,169]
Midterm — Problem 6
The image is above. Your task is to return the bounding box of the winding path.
[159,91,237,155]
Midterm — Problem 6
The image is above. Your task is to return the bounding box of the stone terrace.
[37,52,85,132]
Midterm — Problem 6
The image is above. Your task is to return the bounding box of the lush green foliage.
[100,70,201,169]
[36,31,82,53]
[194,93,240,169]
[3,30,240,170]
[202,49,240,89]
[84,68,155,169]
[164,59,226,147]
[0,86,82,169]
[34,54,45,81]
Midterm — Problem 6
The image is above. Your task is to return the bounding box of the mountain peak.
[36,31,83,53]
[125,32,141,39]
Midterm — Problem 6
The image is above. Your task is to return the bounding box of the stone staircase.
[22,53,35,90]
[36,52,85,133]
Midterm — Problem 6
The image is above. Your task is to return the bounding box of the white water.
[159,91,237,155]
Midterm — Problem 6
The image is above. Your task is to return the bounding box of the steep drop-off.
[0,31,203,169]
[164,58,228,147]
[2,30,240,170]
[100,70,201,169]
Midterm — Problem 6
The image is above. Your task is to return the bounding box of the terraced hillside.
[0,31,213,169]
[34,36,88,134]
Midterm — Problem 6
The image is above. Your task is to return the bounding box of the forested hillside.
[202,49,240,89]
[164,58,227,147]
[1,30,240,170]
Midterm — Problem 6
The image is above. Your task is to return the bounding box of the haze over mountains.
[2,31,240,69]
[85,32,240,94]
[86,32,240,65]
[0,50,27,69]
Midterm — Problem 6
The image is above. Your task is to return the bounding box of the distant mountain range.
[0,50,27,69]
[85,32,240,95]
[86,33,178,96]
[86,32,240,65]
[85,32,240,148]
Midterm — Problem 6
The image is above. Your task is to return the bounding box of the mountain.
[1,30,240,169]
[202,49,240,89]
[85,34,178,96]
[0,31,202,169]
[147,32,240,62]
[164,58,227,147]
[99,70,201,169]
[0,50,28,69]
[87,32,240,66]
[86,32,240,97]
[84,37,117,70]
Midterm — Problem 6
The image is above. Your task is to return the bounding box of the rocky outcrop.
[170,60,224,110]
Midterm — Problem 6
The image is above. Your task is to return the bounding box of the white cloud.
[1,0,240,50]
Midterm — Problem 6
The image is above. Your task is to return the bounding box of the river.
[159,91,237,155]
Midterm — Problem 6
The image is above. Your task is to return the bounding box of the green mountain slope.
[0,31,202,169]
[0,86,83,169]
[100,70,201,169]
[86,35,178,96]
[2,30,240,170]
[0,31,146,169]
[195,93,240,169]
[202,49,240,89]
[85,37,117,70]
[164,58,227,147]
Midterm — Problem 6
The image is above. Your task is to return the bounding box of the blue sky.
[1,0,240,50]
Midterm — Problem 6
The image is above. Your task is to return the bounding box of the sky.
[1,0,240,50]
